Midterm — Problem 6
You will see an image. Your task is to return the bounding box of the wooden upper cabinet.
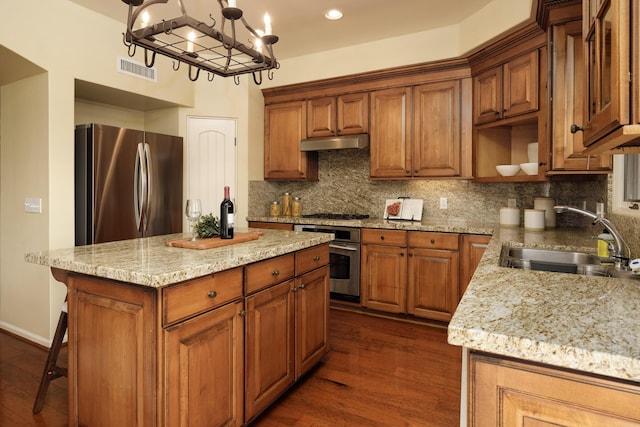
[369,87,412,178]
[579,0,640,154]
[307,93,368,138]
[550,19,611,173]
[264,101,318,181]
[337,93,368,135]
[307,97,336,137]
[413,80,462,177]
[473,50,539,125]
[370,79,471,179]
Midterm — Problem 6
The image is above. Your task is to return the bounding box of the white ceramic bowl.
[496,164,520,176]
[520,162,538,175]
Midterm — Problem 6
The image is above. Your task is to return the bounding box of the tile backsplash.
[249,149,608,228]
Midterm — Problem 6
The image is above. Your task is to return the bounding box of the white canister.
[524,209,545,232]
[499,207,520,227]
[534,197,556,228]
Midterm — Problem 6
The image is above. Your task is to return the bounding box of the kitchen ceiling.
[70,0,494,59]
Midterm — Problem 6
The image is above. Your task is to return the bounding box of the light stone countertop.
[24,229,333,288]
[448,227,640,383]
[247,216,497,235]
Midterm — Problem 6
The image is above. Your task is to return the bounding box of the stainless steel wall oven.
[294,224,360,302]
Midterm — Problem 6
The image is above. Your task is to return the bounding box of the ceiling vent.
[117,56,157,82]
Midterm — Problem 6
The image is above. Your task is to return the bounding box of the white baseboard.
[0,320,52,348]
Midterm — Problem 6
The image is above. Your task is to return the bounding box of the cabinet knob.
[570,124,584,134]
[272,269,280,276]
[238,310,246,317]
[430,239,436,244]
[380,235,385,240]
[207,291,217,298]
[299,284,306,289]
[313,256,320,261]
[291,287,298,292]
[400,252,405,257]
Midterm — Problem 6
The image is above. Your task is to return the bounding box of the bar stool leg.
[32,300,68,414]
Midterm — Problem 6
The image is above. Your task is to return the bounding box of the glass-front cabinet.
[579,0,640,154]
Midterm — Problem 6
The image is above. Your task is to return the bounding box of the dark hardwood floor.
[0,308,461,427]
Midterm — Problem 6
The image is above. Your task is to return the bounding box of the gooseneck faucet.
[554,206,631,270]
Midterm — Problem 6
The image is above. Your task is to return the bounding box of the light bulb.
[264,12,272,35]
[228,0,236,7]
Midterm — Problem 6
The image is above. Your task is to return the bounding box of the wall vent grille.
[117,57,157,82]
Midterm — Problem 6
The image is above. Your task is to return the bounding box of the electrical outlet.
[439,197,448,209]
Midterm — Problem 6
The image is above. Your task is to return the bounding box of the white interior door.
[187,116,237,220]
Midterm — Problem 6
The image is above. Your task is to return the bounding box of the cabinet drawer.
[163,267,243,326]
[295,244,329,276]
[361,228,407,246]
[245,253,295,294]
[409,232,459,250]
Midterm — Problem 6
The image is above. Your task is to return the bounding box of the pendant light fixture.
[122,0,279,84]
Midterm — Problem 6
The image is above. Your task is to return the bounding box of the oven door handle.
[329,244,358,251]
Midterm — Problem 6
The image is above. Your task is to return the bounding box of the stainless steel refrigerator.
[75,123,183,245]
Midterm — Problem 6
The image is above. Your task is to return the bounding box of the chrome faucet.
[554,206,631,270]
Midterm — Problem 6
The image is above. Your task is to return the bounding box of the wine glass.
[185,199,202,241]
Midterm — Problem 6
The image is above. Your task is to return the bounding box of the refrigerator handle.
[143,143,152,232]
[134,143,148,232]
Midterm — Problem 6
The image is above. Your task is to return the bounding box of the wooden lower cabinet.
[245,280,296,420]
[245,265,330,422]
[407,247,459,322]
[459,234,491,298]
[248,221,294,231]
[164,300,244,427]
[68,274,156,427]
[361,229,464,321]
[470,352,640,426]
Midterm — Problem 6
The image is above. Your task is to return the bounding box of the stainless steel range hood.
[300,134,369,151]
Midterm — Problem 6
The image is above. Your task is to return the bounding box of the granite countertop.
[24,229,333,288]
[247,216,497,235]
[447,227,640,383]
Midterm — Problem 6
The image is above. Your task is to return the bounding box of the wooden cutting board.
[166,231,264,249]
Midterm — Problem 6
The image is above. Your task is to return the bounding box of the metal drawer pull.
[431,239,436,244]
[299,284,306,289]
[207,291,217,298]
[272,269,280,276]
[313,256,320,261]
[238,310,246,317]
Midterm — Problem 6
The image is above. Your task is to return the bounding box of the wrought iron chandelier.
[122,0,279,84]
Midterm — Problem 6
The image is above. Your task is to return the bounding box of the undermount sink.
[499,245,611,277]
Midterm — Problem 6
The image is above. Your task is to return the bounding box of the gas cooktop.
[301,213,370,220]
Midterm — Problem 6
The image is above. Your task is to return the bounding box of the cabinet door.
[307,97,336,138]
[264,101,318,181]
[369,87,412,178]
[361,244,407,313]
[502,50,539,119]
[337,93,368,135]
[473,66,502,125]
[295,265,330,377]
[407,248,459,322]
[68,275,156,427]
[470,353,640,426]
[245,280,295,420]
[413,80,461,177]
[582,0,631,147]
[551,20,612,172]
[460,234,490,298]
[164,300,244,427]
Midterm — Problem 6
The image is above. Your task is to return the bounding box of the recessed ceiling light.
[324,9,343,20]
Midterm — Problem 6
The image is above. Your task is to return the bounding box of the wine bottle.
[220,186,234,239]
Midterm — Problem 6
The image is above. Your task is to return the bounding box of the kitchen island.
[447,227,640,425]
[25,229,333,427]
